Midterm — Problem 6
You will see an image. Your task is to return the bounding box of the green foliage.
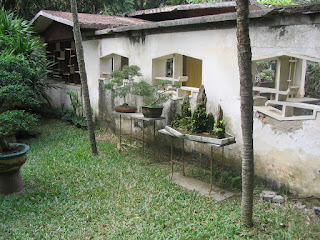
[0,85,40,111]
[0,110,38,137]
[192,105,209,133]
[134,80,173,107]
[103,65,142,105]
[172,97,225,137]
[255,69,274,83]
[0,9,51,152]
[59,107,87,128]
[66,89,83,115]
[257,0,296,6]
[212,119,225,139]
[254,60,276,86]
[102,0,135,15]
[305,62,320,99]
[0,8,46,64]
[60,90,87,128]
[186,0,226,3]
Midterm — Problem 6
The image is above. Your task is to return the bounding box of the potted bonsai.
[103,65,142,113]
[0,58,40,194]
[134,80,175,118]
[0,110,38,194]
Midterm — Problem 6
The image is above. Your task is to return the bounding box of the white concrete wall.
[46,82,81,109]
[82,40,100,118]
[78,22,320,197]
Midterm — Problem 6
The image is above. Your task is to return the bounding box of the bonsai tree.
[134,79,173,107]
[103,65,142,108]
[0,110,38,154]
[0,56,44,154]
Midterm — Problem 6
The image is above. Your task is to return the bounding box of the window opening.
[305,60,320,100]
[254,60,277,89]
[166,58,173,77]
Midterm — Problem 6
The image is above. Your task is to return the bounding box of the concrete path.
[171,172,234,201]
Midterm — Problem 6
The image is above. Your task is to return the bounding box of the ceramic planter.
[165,126,235,146]
[0,143,29,194]
[142,106,164,118]
[114,106,137,113]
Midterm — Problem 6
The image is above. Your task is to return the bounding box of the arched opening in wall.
[100,54,129,81]
[152,53,202,96]
[252,54,320,120]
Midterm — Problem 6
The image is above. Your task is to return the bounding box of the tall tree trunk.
[236,0,254,226]
[70,0,98,155]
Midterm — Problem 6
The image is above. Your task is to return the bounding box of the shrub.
[0,9,51,153]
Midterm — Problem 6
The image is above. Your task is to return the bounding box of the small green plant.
[257,0,296,6]
[66,90,83,115]
[103,65,141,108]
[59,90,87,128]
[213,120,226,139]
[254,60,276,86]
[191,105,209,133]
[134,80,173,107]
[171,96,193,130]
[0,110,38,153]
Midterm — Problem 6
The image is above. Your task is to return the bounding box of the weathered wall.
[46,82,81,109]
[45,15,320,197]
[88,21,320,197]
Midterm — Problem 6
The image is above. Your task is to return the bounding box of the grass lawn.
[0,119,319,239]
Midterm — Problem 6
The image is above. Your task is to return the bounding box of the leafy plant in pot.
[103,65,142,113]
[0,111,37,194]
[0,9,51,194]
[0,66,40,194]
[134,80,175,118]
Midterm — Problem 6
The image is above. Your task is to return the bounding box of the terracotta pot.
[114,106,137,113]
[141,106,164,118]
[0,143,29,194]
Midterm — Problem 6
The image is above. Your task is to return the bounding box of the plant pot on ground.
[134,80,175,118]
[0,111,37,194]
[103,65,141,113]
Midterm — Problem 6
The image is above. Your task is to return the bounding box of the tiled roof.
[126,1,265,21]
[31,10,150,32]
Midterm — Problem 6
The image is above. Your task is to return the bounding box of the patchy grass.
[0,119,319,239]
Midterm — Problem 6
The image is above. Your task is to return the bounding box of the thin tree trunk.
[236,0,254,226]
[70,0,98,155]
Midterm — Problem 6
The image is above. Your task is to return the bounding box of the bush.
[0,110,38,137]
[0,9,51,153]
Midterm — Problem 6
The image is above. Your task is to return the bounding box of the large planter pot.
[0,143,29,194]
[114,106,137,113]
[142,106,164,118]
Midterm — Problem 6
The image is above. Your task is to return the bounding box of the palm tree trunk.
[70,0,98,155]
[236,0,254,226]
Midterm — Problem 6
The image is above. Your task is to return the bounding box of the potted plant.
[0,57,42,194]
[103,65,142,113]
[0,110,38,194]
[134,80,175,118]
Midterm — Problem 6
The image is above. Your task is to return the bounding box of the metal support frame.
[168,133,228,195]
[115,112,164,161]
